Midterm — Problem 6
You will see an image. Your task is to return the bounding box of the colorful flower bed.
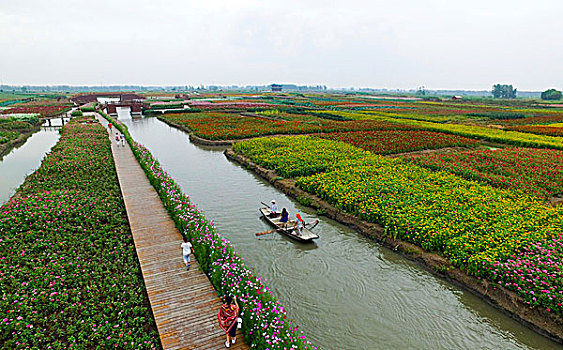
[500,113,563,125]
[0,105,70,117]
[411,148,563,199]
[159,112,421,140]
[0,117,160,348]
[101,112,316,349]
[233,135,381,178]
[233,135,563,317]
[505,125,563,136]
[315,130,479,155]
[491,235,563,315]
[351,114,563,151]
[189,101,276,109]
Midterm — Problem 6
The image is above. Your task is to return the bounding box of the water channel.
[0,121,62,205]
[115,107,560,349]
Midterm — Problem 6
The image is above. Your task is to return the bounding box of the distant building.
[271,84,282,92]
[452,95,463,100]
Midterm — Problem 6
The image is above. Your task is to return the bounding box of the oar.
[256,229,277,236]
[305,219,320,230]
[256,222,291,236]
[260,201,270,208]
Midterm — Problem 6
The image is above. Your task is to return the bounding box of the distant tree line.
[492,84,517,99]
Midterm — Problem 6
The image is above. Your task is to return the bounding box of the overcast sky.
[1,0,562,90]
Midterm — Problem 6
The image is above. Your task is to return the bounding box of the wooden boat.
[259,207,319,242]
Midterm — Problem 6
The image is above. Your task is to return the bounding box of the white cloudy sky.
[1,0,562,90]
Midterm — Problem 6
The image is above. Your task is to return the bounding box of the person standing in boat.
[294,213,305,236]
[269,200,279,218]
[279,208,289,228]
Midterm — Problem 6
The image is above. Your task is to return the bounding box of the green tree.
[541,88,562,101]
[416,86,427,96]
[492,84,517,99]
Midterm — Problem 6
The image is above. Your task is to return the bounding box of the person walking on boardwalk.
[181,237,193,270]
[120,133,125,147]
[218,295,239,348]
[115,132,121,146]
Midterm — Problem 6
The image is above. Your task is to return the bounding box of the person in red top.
[294,213,305,236]
[218,295,239,348]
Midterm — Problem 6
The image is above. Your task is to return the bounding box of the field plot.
[315,130,479,155]
[159,112,420,140]
[411,148,563,199]
[0,105,70,117]
[233,135,379,177]
[0,116,159,348]
[499,112,563,125]
[233,135,563,318]
[505,125,563,136]
[335,112,563,150]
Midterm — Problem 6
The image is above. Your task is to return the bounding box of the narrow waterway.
[116,109,561,350]
[0,124,61,205]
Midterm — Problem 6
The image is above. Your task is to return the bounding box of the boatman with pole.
[269,200,278,218]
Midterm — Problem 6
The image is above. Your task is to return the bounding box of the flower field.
[353,113,563,150]
[491,235,563,315]
[232,135,381,178]
[102,112,316,349]
[159,112,421,140]
[189,101,277,109]
[410,148,563,199]
[314,130,479,155]
[0,117,160,348]
[233,135,563,317]
[0,105,70,117]
[500,113,563,125]
[505,125,563,136]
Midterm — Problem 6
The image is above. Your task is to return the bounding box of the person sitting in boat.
[279,208,289,228]
[294,213,305,236]
[269,200,279,218]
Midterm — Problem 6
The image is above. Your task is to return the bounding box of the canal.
[115,108,560,350]
[0,120,62,205]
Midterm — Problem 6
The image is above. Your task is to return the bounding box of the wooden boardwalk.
[96,114,249,350]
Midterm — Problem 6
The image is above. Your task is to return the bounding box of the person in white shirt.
[181,237,193,270]
[269,200,278,218]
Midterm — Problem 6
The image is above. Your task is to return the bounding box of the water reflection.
[41,116,70,127]
[116,111,561,350]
